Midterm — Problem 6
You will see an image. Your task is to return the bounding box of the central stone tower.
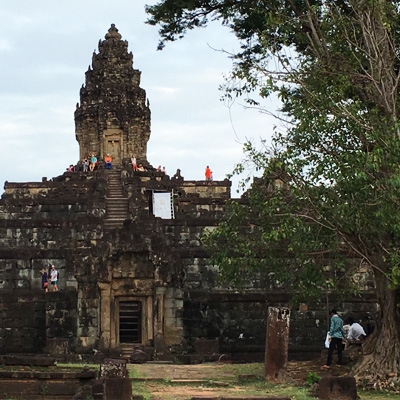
[75,24,151,164]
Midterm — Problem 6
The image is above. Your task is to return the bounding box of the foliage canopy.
[147,0,400,380]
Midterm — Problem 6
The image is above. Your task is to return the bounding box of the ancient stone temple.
[75,24,151,164]
[0,25,377,363]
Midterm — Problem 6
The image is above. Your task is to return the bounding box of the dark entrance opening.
[119,301,142,343]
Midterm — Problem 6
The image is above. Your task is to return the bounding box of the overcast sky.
[0,1,277,197]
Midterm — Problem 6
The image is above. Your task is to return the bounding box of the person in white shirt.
[50,265,58,292]
[346,316,366,343]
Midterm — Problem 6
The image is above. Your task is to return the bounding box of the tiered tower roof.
[75,24,151,164]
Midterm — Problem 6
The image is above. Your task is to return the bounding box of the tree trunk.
[353,267,400,385]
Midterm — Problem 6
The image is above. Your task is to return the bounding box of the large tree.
[146,0,400,382]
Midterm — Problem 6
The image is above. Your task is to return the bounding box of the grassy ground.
[57,362,399,400]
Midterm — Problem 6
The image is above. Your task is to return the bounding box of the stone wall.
[0,291,46,353]
[0,167,378,361]
[0,172,107,355]
[0,364,97,400]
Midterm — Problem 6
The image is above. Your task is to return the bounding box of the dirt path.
[132,363,238,380]
[132,359,340,383]
[130,359,346,399]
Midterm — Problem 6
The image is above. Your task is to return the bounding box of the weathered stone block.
[194,338,219,355]
[80,335,97,347]
[0,354,55,366]
[130,348,150,364]
[100,358,128,378]
[46,338,70,357]
[164,326,183,345]
[318,377,358,400]
[103,377,132,399]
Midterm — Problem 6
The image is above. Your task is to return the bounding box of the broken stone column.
[264,306,290,381]
[99,358,132,400]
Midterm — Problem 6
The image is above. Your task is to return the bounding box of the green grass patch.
[131,381,152,400]
[220,362,264,378]
[57,363,99,369]
[128,364,147,379]
[359,391,400,399]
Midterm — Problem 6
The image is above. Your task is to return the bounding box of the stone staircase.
[119,343,135,359]
[104,169,129,230]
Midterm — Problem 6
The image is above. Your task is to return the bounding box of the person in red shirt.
[104,154,112,169]
[205,166,212,181]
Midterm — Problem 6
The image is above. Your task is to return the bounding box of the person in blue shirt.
[323,308,345,369]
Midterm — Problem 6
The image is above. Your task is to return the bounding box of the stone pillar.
[98,283,112,352]
[264,306,290,381]
[99,358,132,400]
[147,295,154,341]
[155,287,166,335]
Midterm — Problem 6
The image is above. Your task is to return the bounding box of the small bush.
[306,371,320,386]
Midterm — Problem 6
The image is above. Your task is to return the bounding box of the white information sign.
[153,192,173,219]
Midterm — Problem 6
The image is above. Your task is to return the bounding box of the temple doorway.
[106,139,121,164]
[119,300,142,344]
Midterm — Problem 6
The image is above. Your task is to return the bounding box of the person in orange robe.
[105,154,112,169]
[205,166,212,181]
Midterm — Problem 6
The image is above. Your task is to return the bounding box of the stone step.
[104,223,126,230]
[107,200,128,204]
[104,223,126,228]
[104,224,127,228]
[119,344,135,359]
[105,173,127,230]
[107,199,128,202]
[107,212,128,216]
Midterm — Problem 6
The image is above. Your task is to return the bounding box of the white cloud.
[0,39,12,51]
[0,0,279,197]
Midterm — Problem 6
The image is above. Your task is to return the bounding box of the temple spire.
[75,25,151,165]
[105,23,122,40]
